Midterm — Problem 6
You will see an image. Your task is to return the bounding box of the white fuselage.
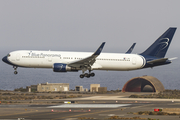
[7,50,146,71]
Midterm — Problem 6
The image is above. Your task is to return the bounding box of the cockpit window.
[7,54,10,57]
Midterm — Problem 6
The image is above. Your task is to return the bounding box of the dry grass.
[135,111,180,115]
[108,116,152,119]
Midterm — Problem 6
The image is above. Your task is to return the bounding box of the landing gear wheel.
[86,74,90,78]
[80,74,84,78]
[13,66,18,75]
[14,71,18,75]
[84,73,90,78]
[90,73,95,77]
[84,73,89,77]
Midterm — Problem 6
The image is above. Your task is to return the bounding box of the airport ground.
[0,91,180,120]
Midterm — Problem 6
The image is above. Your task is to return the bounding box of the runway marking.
[63,96,180,101]
[99,114,125,116]
[52,108,127,120]
[48,104,131,108]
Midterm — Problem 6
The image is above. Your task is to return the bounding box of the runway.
[0,95,180,120]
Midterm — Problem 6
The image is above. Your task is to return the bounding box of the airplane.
[2,27,177,78]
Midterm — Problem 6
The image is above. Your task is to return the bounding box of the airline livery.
[2,28,177,78]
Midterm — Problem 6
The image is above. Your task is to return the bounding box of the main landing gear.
[80,73,95,78]
[80,70,95,78]
[79,66,94,78]
[13,66,18,75]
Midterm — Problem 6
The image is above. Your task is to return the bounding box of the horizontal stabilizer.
[147,58,168,64]
[169,57,178,61]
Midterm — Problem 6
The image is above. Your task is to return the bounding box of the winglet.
[126,43,136,54]
[93,42,105,55]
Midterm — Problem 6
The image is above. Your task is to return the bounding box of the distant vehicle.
[2,28,177,78]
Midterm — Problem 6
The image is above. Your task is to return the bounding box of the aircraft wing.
[126,43,136,54]
[147,58,168,64]
[68,42,105,68]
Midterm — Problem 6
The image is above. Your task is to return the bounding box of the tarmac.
[0,93,180,120]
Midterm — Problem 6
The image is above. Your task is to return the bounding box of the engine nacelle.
[53,63,78,72]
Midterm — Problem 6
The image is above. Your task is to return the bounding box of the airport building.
[98,87,107,93]
[26,76,164,93]
[28,82,69,92]
[122,76,165,92]
[90,84,100,92]
[75,86,84,91]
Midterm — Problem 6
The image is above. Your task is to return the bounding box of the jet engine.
[53,63,78,72]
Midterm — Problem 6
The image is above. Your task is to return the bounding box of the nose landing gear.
[13,66,18,75]
[14,71,18,74]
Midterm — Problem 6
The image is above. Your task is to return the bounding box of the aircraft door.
[132,57,136,65]
[16,53,20,61]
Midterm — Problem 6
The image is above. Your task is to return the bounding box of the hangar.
[122,76,165,92]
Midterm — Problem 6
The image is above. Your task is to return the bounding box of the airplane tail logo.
[158,38,169,50]
[140,28,177,58]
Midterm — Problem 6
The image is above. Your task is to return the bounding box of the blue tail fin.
[140,27,177,58]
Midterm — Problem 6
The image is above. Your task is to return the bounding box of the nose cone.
[2,56,12,65]
[2,56,7,63]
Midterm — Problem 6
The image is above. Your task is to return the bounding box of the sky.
[0,0,180,90]
[0,0,180,55]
